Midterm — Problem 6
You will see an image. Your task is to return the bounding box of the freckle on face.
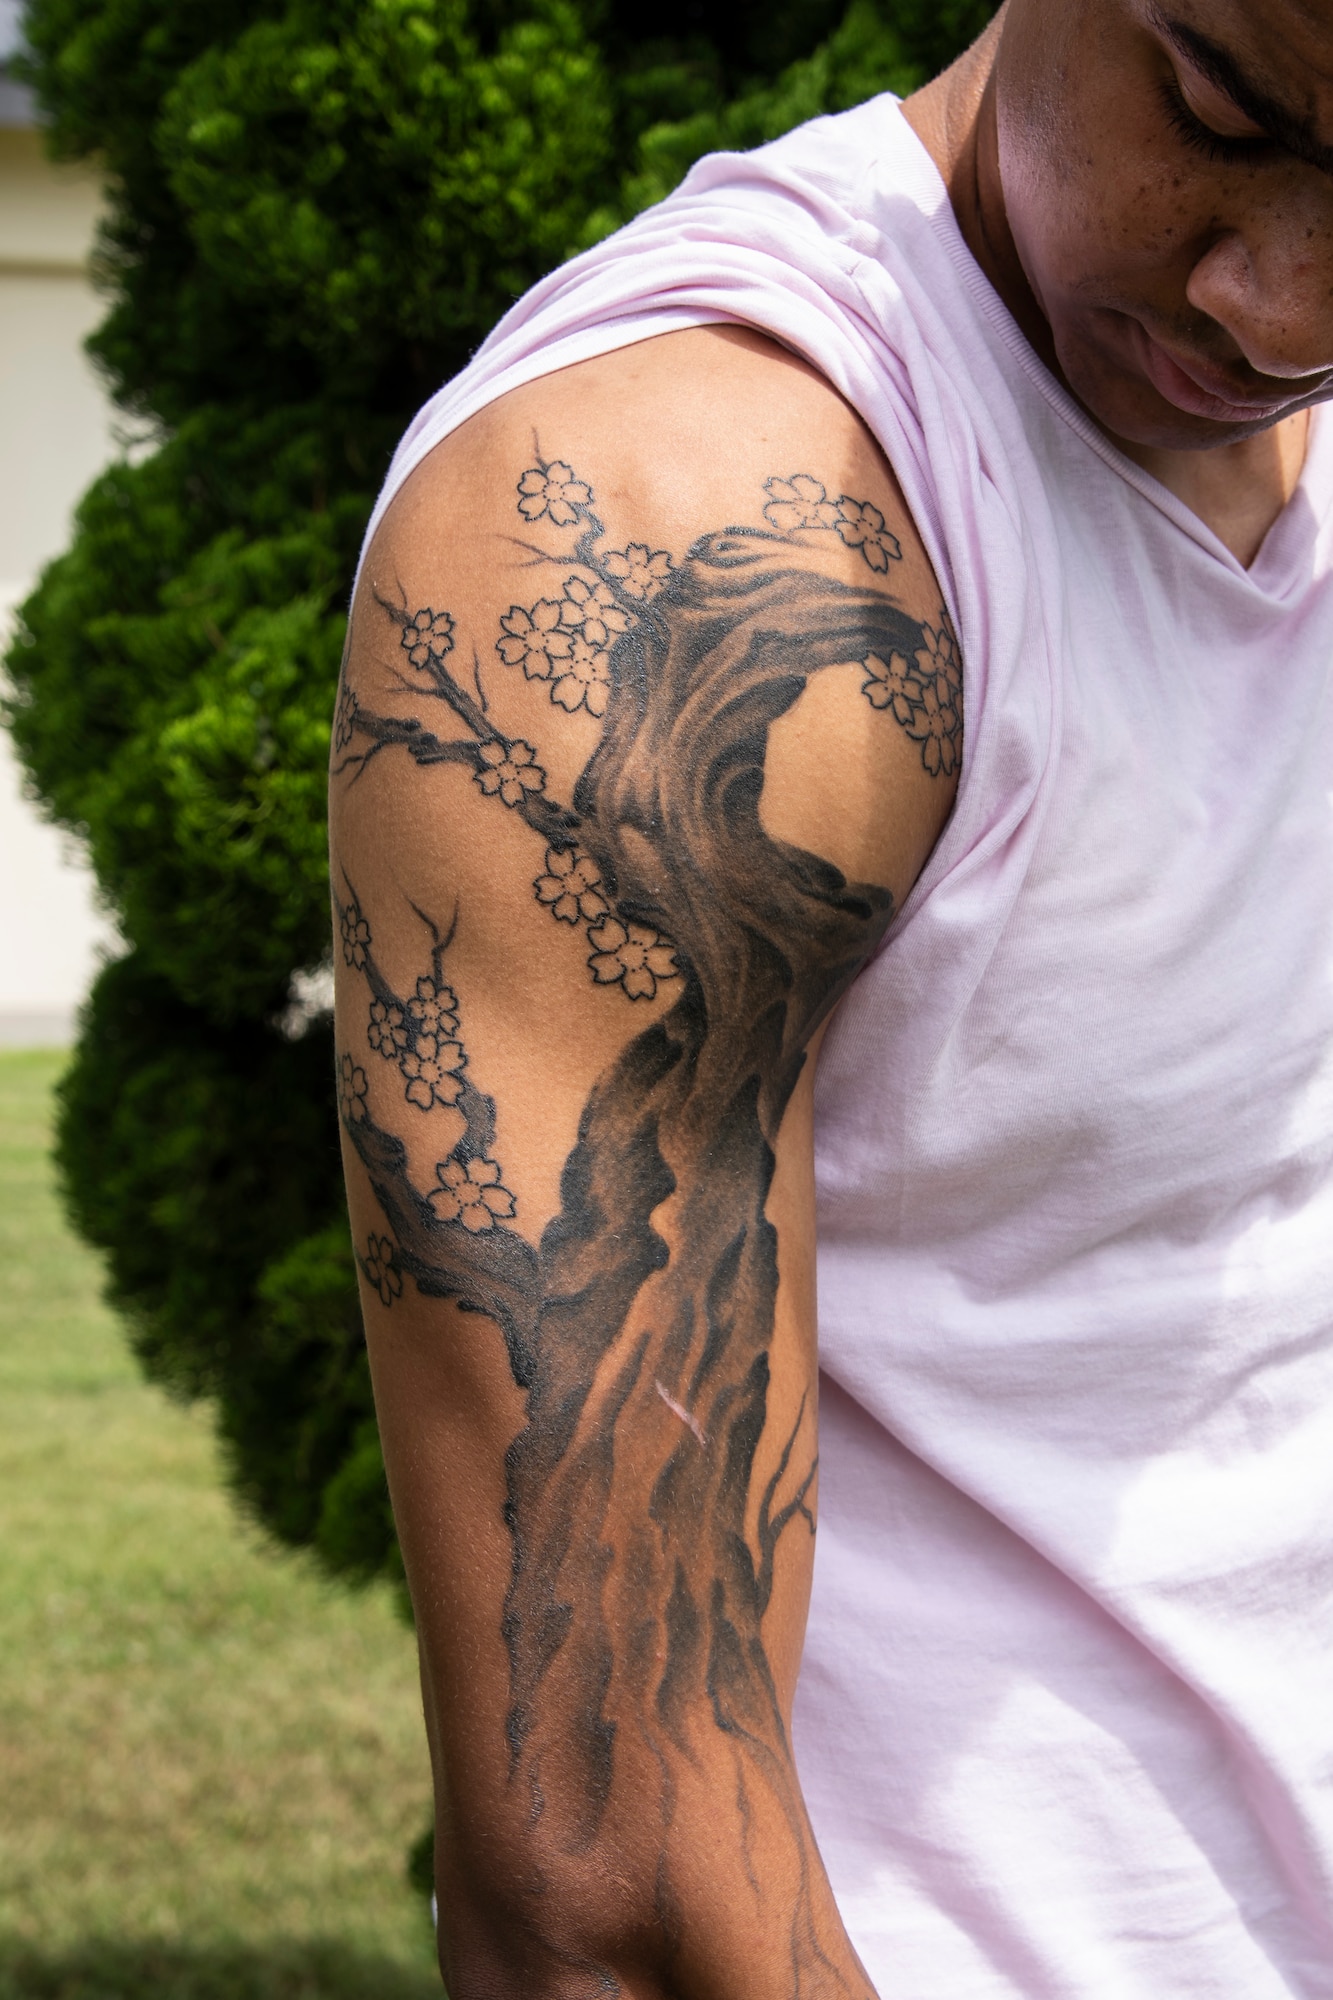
[992,0,1333,446]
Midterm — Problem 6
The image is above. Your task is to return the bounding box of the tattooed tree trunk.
[505,541,905,1875]
[334,454,959,1993]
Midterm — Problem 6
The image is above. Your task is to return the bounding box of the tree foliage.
[4,0,994,1586]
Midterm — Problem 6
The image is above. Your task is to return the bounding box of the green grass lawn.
[0,1049,441,1999]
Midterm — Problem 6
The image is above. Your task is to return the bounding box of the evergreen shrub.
[5,0,995,1588]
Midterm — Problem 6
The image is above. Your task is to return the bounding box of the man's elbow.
[437,1840,673,2000]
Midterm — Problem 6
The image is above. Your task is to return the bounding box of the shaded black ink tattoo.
[334,449,962,1996]
[334,682,357,752]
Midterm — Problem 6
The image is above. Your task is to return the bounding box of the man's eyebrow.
[1149,7,1333,175]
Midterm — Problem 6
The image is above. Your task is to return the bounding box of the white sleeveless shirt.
[361,99,1333,1998]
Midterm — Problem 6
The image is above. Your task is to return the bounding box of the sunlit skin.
[905,0,1333,563]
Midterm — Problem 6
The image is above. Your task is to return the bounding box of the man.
[331,0,1333,1991]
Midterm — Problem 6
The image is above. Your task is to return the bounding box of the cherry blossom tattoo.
[331,449,963,1998]
[360,1233,402,1307]
[336,876,529,1379]
[763,472,902,570]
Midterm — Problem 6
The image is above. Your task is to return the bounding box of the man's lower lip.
[1134,324,1287,424]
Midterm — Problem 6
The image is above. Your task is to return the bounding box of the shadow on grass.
[0,1939,442,2000]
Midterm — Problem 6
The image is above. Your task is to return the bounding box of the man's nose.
[1185,212,1333,383]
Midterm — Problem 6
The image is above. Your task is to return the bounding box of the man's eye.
[1159,79,1269,164]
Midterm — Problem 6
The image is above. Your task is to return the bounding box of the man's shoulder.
[369,323,940,645]
[351,322,961,927]
[357,97,993,610]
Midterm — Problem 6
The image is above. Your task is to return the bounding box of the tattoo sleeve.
[332,442,961,1998]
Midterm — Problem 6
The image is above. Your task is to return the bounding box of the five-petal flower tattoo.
[833,497,901,571]
[400,1033,466,1112]
[430,1155,517,1232]
[338,1054,368,1123]
[916,617,963,707]
[496,574,634,720]
[603,543,674,599]
[560,575,631,647]
[517,460,592,526]
[763,473,903,573]
[861,650,917,723]
[588,918,679,1001]
[340,905,370,970]
[761,473,842,533]
[361,1233,402,1307]
[551,637,610,716]
[497,600,571,679]
[905,679,960,778]
[401,607,455,670]
[408,977,459,1039]
[534,847,610,926]
[859,633,961,779]
[475,737,546,806]
[368,997,409,1058]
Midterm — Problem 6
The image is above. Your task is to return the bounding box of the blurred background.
[2,18,438,1992]
[1,0,114,1047]
[0,0,994,1993]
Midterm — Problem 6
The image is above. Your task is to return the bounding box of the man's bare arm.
[330,328,961,1998]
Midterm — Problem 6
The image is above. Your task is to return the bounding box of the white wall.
[0,122,119,1044]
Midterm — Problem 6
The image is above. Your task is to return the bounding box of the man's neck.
[1116,413,1309,564]
[902,30,1309,568]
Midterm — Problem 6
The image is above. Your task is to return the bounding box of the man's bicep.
[329,326,960,1995]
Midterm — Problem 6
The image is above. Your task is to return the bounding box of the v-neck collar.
[881,99,1333,602]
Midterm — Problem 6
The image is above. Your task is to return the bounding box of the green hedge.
[4,0,994,1586]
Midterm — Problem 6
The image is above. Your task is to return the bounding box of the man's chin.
[1055,334,1292,457]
